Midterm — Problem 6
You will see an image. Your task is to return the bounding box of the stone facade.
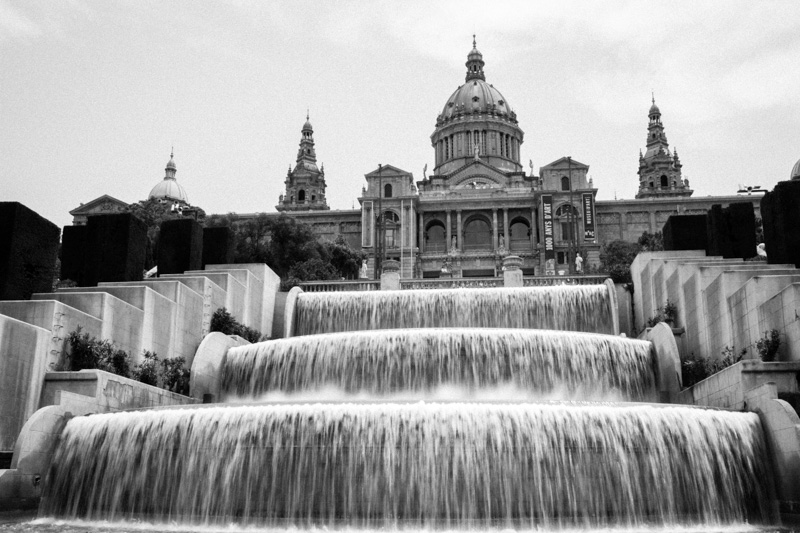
[262,41,763,280]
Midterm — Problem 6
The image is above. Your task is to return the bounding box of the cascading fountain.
[294,285,614,335]
[40,282,777,529]
[221,328,657,401]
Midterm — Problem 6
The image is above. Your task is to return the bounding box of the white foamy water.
[221,329,655,401]
[42,403,771,528]
[293,285,613,336]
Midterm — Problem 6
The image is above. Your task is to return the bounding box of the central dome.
[430,38,524,176]
[440,80,513,121]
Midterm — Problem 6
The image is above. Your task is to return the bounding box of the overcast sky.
[2,0,799,230]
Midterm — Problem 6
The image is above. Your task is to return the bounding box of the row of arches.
[424,215,532,252]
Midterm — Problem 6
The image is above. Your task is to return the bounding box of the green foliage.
[646,299,678,327]
[127,198,206,269]
[134,350,160,386]
[599,240,640,284]
[161,356,191,395]
[681,346,747,389]
[637,231,664,252]
[206,213,366,286]
[756,329,781,362]
[210,307,265,343]
[66,327,132,378]
[65,328,190,395]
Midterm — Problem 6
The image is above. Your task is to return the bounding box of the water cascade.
[222,329,656,401]
[41,281,778,529]
[294,285,614,336]
[42,403,771,527]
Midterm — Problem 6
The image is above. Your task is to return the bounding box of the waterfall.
[222,328,656,401]
[42,402,771,527]
[294,285,614,336]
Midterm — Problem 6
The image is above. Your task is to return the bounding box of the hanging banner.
[542,195,555,275]
[582,192,596,242]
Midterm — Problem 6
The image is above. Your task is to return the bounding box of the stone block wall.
[202,226,235,268]
[83,213,147,286]
[760,284,800,362]
[762,180,800,267]
[662,215,707,251]
[0,202,60,300]
[158,218,203,275]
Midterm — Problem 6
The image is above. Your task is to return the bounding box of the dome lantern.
[465,34,485,82]
[148,149,189,204]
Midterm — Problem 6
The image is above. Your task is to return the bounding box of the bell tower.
[636,96,692,199]
[276,114,330,211]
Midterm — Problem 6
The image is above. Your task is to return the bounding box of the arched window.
[298,190,306,202]
[381,211,400,249]
[660,175,669,188]
[561,176,571,191]
[463,217,492,251]
[425,221,446,252]
[384,183,393,198]
[509,217,531,251]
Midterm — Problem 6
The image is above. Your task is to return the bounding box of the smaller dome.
[165,156,176,171]
[149,178,188,203]
[791,158,800,180]
[649,95,660,116]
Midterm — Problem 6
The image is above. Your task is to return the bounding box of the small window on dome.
[448,102,454,107]
[498,100,504,105]
[472,96,479,102]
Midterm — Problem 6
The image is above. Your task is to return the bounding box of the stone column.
[446,210,452,250]
[503,208,509,247]
[456,210,463,251]
[492,209,498,250]
[530,207,537,250]
[418,212,424,253]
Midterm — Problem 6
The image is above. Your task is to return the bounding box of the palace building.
[73,39,763,279]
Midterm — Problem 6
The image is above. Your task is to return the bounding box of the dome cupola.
[791,157,800,180]
[431,37,524,175]
[148,149,189,203]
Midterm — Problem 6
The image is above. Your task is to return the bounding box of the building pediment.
[540,157,590,172]
[69,195,129,216]
[448,160,508,188]
[364,164,411,178]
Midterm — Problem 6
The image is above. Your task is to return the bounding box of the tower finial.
[651,91,655,105]
[306,109,309,121]
[473,34,476,48]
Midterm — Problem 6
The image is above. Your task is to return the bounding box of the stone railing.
[298,280,381,292]
[401,278,504,290]
[523,275,609,286]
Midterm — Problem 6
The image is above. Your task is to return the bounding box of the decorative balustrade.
[298,274,610,292]
[523,275,609,286]
[401,278,504,290]
[299,280,381,292]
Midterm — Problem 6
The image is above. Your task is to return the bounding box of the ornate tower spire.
[276,114,329,212]
[465,35,485,81]
[636,97,692,199]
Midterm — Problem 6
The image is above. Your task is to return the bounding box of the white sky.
[2,0,799,230]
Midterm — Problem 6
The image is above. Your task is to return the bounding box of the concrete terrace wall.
[0,299,102,370]
[760,283,800,362]
[0,315,49,451]
[0,262,280,457]
[31,291,145,362]
[0,370,197,510]
[631,250,800,361]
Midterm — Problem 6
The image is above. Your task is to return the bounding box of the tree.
[637,231,664,252]
[128,198,206,269]
[599,240,641,284]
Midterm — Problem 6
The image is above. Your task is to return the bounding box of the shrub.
[646,300,678,328]
[161,356,191,395]
[66,327,132,378]
[134,350,160,386]
[681,346,747,389]
[756,329,781,362]
[210,307,265,343]
[65,328,191,395]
